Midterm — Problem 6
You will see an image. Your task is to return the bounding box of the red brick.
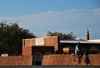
[42,54,100,65]
[0,55,32,66]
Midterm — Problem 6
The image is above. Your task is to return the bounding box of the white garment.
[75,44,81,54]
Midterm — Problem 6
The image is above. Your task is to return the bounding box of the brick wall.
[22,36,59,51]
[89,54,100,65]
[42,54,100,65]
[0,54,99,66]
[22,46,32,55]
[0,55,33,66]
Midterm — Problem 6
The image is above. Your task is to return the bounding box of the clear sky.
[0,0,100,40]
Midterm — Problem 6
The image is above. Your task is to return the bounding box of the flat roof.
[60,40,100,44]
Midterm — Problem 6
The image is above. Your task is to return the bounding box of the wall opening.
[63,48,69,54]
[35,52,42,65]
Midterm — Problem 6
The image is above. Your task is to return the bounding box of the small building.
[22,36,60,65]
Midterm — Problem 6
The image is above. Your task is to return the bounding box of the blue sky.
[0,0,100,40]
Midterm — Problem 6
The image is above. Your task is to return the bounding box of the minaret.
[86,26,89,40]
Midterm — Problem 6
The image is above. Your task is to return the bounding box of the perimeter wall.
[42,54,100,65]
[0,54,100,66]
[0,55,33,66]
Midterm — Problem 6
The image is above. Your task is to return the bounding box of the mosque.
[22,28,100,65]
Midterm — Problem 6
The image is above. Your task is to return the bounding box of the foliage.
[0,21,36,56]
[79,37,85,41]
[47,31,77,40]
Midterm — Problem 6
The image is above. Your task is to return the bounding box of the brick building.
[22,36,60,65]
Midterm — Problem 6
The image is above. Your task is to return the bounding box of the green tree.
[79,37,85,41]
[0,21,36,56]
[47,31,77,40]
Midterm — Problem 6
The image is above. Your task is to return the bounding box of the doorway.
[35,52,42,65]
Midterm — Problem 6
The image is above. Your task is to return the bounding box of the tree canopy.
[47,31,77,40]
[0,22,36,56]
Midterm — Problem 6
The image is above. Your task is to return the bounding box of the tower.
[86,26,89,40]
